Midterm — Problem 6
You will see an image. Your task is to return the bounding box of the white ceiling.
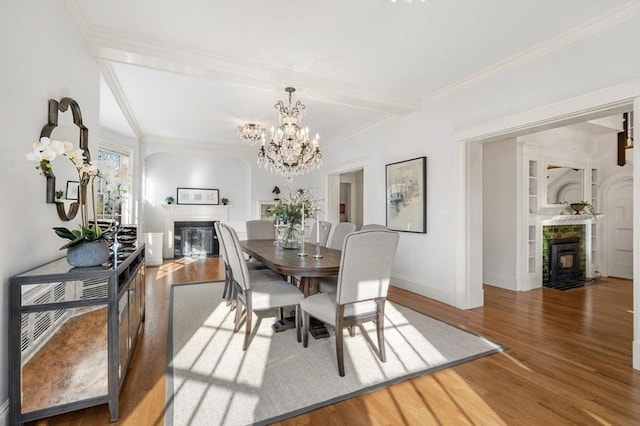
[67,0,632,147]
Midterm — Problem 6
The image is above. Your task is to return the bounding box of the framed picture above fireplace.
[177,187,219,205]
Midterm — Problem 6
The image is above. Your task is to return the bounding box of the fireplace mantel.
[541,214,603,226]
[162,204,229,258]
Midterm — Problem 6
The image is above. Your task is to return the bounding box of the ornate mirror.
[39,97,90,221]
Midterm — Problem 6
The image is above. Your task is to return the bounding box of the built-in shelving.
[528,160,538,214]
[528,224,537,273]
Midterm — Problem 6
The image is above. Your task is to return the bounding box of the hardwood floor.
[28,257,639,425]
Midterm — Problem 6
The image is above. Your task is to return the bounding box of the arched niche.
[39,97,91,221]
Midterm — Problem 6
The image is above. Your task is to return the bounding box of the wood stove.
[548,237,581,283]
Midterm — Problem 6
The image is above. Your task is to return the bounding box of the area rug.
[166,281,504,426]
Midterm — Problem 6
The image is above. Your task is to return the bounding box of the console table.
[9,245,145,424]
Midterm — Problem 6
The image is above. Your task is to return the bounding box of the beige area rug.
[166,281,504,426]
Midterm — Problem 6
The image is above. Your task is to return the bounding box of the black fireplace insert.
[548,237,581,283]
[174,221,219,257]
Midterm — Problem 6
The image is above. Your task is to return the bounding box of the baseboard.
[0,398,8,426]
[483,271,517,290]
[391,273,456,306]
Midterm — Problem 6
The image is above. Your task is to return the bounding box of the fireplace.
[548,237,581,283]
[174,221,219,257]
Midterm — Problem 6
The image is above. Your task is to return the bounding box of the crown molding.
[422,1,640,105]
[66,1,418,115]
[98,61,144,140]
[142,134,253,153]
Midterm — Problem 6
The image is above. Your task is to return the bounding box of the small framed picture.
[65,181,80,201]
[177,187,219,205]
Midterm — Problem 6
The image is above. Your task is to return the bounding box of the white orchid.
[26,137,81,165]
[79,162,100,177]
[66,149,86,169]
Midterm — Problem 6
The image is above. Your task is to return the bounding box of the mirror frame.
[39,97,90,221]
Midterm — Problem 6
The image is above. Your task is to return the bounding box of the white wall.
[0,1,101,419]
[482,140,518,289]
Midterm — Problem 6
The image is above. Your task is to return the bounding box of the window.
[96,148,131,224]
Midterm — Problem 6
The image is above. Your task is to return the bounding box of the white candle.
[316,215,320,244]
[301,204,304,236]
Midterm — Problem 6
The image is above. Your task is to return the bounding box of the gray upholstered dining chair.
[317,222,357,293]
[246,219,276,239]
[360,223,387,231]
[299,229,399,376]
[327,222,356,250]
[309,220,332,246]
[215,222,266,306]
[218,222,304,350]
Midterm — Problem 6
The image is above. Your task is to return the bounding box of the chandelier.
[237,123,264,146]
[258,87,321,181]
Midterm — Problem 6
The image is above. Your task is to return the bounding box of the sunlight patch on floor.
[172,299,271,424]
[500,351,532,372]
[583,408,612,425]
[362,368,507,425]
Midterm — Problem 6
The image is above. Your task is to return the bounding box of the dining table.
[240,239,342,338]
[240,239,342,297]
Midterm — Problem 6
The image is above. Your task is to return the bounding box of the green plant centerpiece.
[54,224,118,249]
[266,188,315,249]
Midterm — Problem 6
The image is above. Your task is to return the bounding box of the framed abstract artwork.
[177,187,219,205]
[385,156,427,233]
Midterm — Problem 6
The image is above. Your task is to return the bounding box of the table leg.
[299,276,318,297]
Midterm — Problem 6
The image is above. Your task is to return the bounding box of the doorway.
[326,163,366,229]
[338,170,363,229]
[457,84,639,368]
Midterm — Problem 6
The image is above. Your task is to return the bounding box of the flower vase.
[277,225,302,250]
[66,240,110,267]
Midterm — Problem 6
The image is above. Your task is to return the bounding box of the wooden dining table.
[240,239,342,297]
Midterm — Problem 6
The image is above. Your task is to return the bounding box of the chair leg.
[377,298,386,362]
[348,325,355,337]
[336,305,345,377]
[302,311,310,347]
[233,286,243,332]
[233,299,242,332]
[295,305,301,343]
[242,295,253,350]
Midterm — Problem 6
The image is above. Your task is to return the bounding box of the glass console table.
[9,245,145,424]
